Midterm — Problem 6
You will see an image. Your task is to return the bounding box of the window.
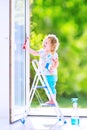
[10,0,29,123]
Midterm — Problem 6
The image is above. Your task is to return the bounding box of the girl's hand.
[22,37,29,49]
[49,58,59,73]
[52,58,59,68]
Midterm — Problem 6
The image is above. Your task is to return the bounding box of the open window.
[9,0,29,123]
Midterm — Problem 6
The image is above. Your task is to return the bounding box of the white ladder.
[29,59,67,125]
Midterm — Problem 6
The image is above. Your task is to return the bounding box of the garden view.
[29,0,87,108]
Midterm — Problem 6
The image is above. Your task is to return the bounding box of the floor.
[0,108,87,130]
[0,116,87,130]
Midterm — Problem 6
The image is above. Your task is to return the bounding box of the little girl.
[23,34,60,105]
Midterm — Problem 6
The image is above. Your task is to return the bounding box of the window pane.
[14,0,26,106]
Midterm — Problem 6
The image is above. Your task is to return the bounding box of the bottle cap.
[71,98,78,103]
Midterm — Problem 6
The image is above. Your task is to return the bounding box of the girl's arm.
[49,58,59,73]
[23,38,39,56]
[27,47,39,56]
[52,58,59,68]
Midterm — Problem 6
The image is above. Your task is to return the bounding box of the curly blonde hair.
[43,34,60,53]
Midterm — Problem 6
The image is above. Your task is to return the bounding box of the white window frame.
[9,0,30,123]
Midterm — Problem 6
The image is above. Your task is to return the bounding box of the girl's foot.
[46,101,54,104]
[41,101,55,107]
[45,100,55,105]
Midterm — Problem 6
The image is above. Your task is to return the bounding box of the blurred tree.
[30,0,87,97]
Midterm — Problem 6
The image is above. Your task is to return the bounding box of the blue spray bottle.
[71,98,80,125]
[45,54,52,70]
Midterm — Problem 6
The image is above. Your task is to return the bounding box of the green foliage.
[30,0,87,98]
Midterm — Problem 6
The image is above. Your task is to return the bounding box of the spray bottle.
[45,54,52,70]
[71,98,80,125]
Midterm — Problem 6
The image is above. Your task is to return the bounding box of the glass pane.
[13,0,26,106]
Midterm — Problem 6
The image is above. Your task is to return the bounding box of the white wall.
[0,0,9,120]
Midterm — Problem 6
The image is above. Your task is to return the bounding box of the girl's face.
[43,38,51,52]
